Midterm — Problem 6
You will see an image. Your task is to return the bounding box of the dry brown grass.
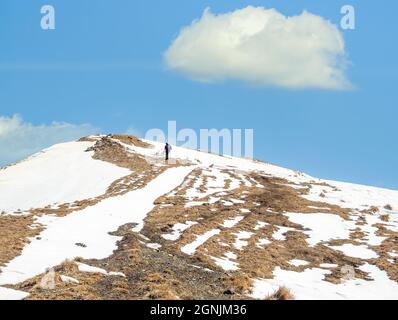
[380,214,390,222]
[384,204,393,211]
[362,206,379,214]
[143,169,365,287]
[141,273,180,300]
[223,275,253,295]
[349,228,367,241]
[369,224,398,282]
[265,287,294,300]
[11,223,242,300]
[11,259,105,300]
[5,151,397,300]
[87,136,150,171]
[78,136,98,142]
[109,134,151,148]
[0,214,44,267]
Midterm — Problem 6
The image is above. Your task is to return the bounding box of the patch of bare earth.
[141,169,387,289]
[109,134,151,148]
[369,224,398,282]
[0,214,44,268]
[265,287,294,300]
[11,223,248,300]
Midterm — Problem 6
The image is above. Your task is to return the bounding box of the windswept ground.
[0,135,397,300]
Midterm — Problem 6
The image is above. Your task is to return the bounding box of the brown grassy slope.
[0,214,44,268]
[12,223,251,300]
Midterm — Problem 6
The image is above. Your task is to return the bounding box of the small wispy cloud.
[0,114,99,167]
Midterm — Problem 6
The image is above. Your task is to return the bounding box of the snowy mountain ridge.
[0,135,397,300]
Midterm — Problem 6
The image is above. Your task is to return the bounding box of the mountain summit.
[0,135,397,300]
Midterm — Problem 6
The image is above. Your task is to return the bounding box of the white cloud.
[0,114,98,167]
[165,6,352,90]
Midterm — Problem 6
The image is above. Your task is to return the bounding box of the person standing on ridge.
[165,143,172,161]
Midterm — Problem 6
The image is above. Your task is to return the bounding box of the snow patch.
[289,259,309,267]
[251,264,398,300]
[0,141,131,213]
[222,216,244,228]
[211,255,239,271]
[162,221,198,241]
[329,244,379,259]
[0,286,29,300]
[181,229,220,255]
[286,212,354,246]
[60,275,80,284]
[0,166,194,285]
[232,231,253,250]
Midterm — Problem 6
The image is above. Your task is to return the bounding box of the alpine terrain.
[0,135,397,300]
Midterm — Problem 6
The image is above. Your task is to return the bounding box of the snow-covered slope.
[0,166,193,285]
[0,141,130,213]
[0,135,397,300]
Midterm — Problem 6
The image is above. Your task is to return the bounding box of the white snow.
[320,264,338,268]
[304,180,398,211]
[225,252,237,260]
[147,243,162,250]
[230,199,245,204]
[232,231,254,250]
[181,229,220,255]
[125,139,314,185]
[121,139,398,215]
[222,200,234,206]
[184,167,242,200]
[222,216,244,228]
[185,201,204,208]
[108,272,126,277]
[77,262,108,275]
[2,137,398,300]
[286,212,354,246]
[285,211,389,248]
[236,173,253,188]
[76,263,125,277]
[0,287,29,300]
[162,221,198,241]
[60,275,80,284]
[329,244,379,259]
[251,264,398,300]
[389,252,398,258]
[211,256,239,271]
[254,221,268,231]
[360,214,388,246]
[272,226,294,241]
[0,166,194,285]
[256,238,271,248]
[289,259,309,267]
[0,141,131,213]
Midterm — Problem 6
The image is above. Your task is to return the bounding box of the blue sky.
[0,0,397,190]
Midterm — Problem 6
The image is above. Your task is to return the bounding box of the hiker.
[165,143,172,161]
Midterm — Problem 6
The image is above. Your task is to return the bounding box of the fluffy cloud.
[0,114,98,167]
[165,6,352,90]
